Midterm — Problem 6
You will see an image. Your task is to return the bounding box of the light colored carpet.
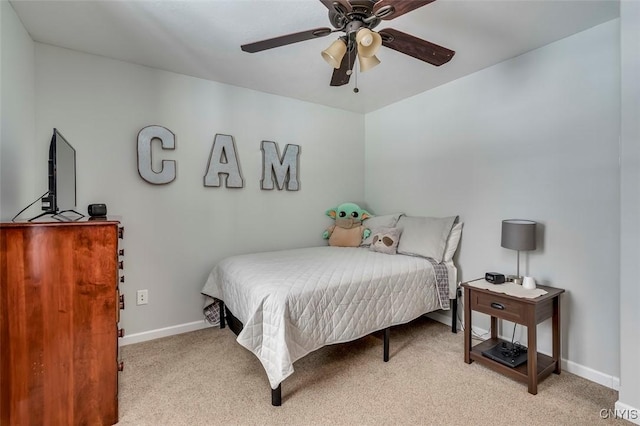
[118,317,626,425]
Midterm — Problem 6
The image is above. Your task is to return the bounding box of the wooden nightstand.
[462,281,565,394]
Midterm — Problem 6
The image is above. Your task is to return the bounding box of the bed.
[201,214,462,405]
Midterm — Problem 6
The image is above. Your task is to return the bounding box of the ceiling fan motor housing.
[329,0,382,31]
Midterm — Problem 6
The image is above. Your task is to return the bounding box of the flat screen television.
[30,128,82,220]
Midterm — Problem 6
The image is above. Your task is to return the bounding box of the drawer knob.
[118,361,124,372]
[120,275,125,283]
[119,261,124,270]
[119,294,125,310]
[119,249,125,256]
[490,302,505,310]
[118,328,125,338]
[119,227,125,239]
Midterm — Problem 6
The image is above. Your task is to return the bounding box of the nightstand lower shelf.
[469,338,557,385]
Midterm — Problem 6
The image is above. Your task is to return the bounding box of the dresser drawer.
[471,291,525,323]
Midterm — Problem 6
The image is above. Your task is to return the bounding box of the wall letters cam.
[137,125,300,191]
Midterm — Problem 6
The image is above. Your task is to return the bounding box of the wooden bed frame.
[218,294,458,406]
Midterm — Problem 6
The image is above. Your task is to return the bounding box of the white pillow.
[443,222,463,262]
[396,215,458,263]
[360,213,404,246]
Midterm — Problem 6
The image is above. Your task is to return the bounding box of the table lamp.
[501,219,537,283]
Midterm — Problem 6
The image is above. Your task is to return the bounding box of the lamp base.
[507,275,523,285]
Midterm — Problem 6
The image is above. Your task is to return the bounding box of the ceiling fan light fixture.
[356,28,381,58]
[321,38,347,69]
[356,28,374,46]
[358,54,381,72]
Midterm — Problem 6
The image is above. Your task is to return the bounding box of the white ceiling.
[10,0,619,113]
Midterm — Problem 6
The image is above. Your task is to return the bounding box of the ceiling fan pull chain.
[354,57,359,93]
[346,42,353,76]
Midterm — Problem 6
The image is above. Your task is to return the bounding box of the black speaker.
[485,272,506,284]
[88,203,107,217]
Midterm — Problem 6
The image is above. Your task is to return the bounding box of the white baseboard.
[119,320,213,346]
[613,401,640,424]
[426,311,457,330]
[563,358,620,390]
[427,313,621,391]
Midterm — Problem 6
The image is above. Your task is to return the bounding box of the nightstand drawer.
[472,291,525,323]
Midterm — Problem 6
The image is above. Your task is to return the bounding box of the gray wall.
[1,1,36,216]
[365,20,621,385]
[618,1,640,420]
[5,39,366,338]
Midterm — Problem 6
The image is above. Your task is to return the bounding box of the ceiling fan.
[240,0,455,87]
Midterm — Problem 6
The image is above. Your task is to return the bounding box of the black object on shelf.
[481,342,528,368]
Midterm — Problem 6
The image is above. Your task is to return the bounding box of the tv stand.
[28,210,59,221]
[29,209,85,222]
[58,209,85,220]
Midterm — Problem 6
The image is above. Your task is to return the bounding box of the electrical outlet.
[136,289,148,305]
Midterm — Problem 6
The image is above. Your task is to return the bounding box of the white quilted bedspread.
[201,246,444,389]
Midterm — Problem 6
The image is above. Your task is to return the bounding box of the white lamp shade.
[356,28,382,58]
[321,39,347,69]
[358,54,380,72]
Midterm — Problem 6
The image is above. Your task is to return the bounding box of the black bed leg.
[271,385,282,406]
[451,296,458,334]
[219,300,226,329]
[383,327,390,362]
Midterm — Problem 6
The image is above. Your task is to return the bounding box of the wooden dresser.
[0,218,125,425]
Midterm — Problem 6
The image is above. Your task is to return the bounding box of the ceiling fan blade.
[380,28,454,66]
[374,0,436,20]
[330,48,357,86]
[319,0,352,14]
[241,27,333,53]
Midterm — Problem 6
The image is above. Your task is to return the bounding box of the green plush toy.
[323,202,371,247]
